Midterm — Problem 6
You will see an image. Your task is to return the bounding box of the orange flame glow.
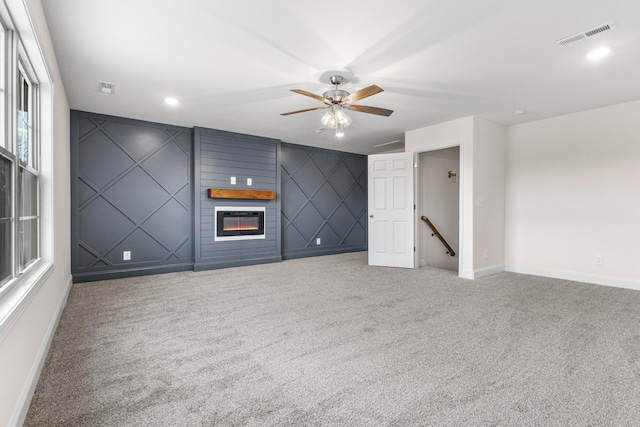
[223,225,259,231]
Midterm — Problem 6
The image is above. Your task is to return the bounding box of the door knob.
[369,215,373,218]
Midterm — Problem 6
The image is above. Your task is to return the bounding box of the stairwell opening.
[417,147,460,272]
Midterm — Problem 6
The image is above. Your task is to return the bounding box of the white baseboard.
[473,264,505,279]
[458,264,505,280]
[505,264,640,291]
[11,275,73,427]
[459,270,474,280]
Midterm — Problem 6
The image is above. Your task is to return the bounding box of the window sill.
[0,260,54,342]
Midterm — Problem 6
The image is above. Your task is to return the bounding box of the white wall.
[0,0,71,425]
[418,147,459,271]
[505,100,640,289]
[472,117,506,273]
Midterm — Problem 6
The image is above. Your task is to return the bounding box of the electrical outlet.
[230,176,236,185]
[316,237,321,245]
[483,249,488,259]
[595,255,604,265]
[247,178,252,186]
[123,251,131,261]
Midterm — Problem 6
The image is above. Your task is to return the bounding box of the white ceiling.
[41,0,640,154]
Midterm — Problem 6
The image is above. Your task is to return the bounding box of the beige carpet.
[25,252,640,426]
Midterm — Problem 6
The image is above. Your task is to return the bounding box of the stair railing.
[420,215,456,257]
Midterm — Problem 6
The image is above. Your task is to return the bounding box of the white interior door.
[368,152,415,268]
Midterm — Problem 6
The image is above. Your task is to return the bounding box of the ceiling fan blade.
[280,106,326,116]
[348,104,394,116]
[290,89,332,104]
[342,85,383,104]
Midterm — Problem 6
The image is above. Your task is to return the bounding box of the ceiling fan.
[281,75,393,136]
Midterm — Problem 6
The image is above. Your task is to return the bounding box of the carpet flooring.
[25,252,640,426]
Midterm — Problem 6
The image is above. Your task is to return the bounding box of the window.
[18,166,38,271]
[0,155,11,283]
[17,68,39,272]
[18,69,32,165]
[0,38,41,288]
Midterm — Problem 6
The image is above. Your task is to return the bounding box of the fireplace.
[215,207,265,241]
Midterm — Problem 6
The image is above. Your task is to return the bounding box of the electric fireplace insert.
[215,207,265,241]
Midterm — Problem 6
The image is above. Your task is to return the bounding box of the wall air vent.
[98,81,115,94]
[556,21,616,46]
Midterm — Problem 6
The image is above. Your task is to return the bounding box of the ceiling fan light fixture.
[334,107,352,126]
[321,105,352,129]
[321,110,336,128]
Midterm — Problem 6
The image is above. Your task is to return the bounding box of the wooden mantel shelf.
[208,188,276,200]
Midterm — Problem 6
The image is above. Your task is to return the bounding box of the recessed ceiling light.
[586,47,611,61]
[164,97,179,105]
[514,109,527,115]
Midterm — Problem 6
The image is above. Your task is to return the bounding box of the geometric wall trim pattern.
[70,112,367,280]
[281,143,367,259]
[71,111,192,281]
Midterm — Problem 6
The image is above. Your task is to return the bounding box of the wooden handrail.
[420,215,456,257]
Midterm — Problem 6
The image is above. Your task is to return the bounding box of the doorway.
[417,147,460,272]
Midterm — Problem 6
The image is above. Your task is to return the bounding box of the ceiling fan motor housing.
[329,75,344,86]
[323,89,349,103]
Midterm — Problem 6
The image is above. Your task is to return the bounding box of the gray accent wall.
[281,142,367,259]
[71,111,192,282]
[70,113,367,281]
[193,127,281,270]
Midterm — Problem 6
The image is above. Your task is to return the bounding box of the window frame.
[0,17,14,288]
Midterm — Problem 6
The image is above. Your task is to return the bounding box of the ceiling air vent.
[98,81,115,94]
[373,140,403,148]
[556,21,616,46]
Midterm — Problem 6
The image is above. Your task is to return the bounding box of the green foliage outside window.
[18,109,29,164]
